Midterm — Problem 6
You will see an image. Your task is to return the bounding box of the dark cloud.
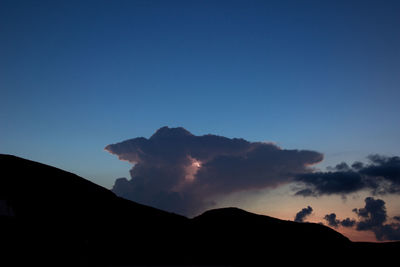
[324,213,340,227]
[340,217,356,228]
[351,161,364,170]
[353,197,400,241]
[327,162,351,172]
[353,197,387,230]
[323,213,355,228]
[295,171,365,197]
[294,206,313,222]
[322,198,400,240]
[106,127,323,216]
[294,155,400,197]
[359,155,400,194]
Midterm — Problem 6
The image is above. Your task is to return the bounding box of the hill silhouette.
[0,154,398,266]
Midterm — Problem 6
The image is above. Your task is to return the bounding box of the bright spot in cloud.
[185,156,202,182]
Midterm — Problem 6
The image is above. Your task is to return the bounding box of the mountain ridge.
[0,154,398,266]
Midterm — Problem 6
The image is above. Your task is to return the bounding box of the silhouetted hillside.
[0,154,398,266]
[0,154,187,266]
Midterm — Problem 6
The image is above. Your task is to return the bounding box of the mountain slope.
[0,154,188,266]
[0,154,398,266]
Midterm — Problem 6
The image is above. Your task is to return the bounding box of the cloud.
[105,127,323,216]
[340,217,356,228]
[323,213,355,228]
[326,162,351,172]
[353,197,387,230]
[359,155,400,194]
[322,198,400,241]
[353,197,400,241]
[294,155,400,197]
[295,171,365,197]
[324,213,340,227]
[294,206,313,222]
[351,161,364,170]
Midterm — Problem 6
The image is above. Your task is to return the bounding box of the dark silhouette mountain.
[0,154,398,266]
[0,154,187,266]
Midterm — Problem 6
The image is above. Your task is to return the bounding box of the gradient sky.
[1,0,400,241]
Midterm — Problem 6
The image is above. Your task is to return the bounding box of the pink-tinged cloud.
[105,126,323,216]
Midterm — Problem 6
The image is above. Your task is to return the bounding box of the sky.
[1,0,400,242]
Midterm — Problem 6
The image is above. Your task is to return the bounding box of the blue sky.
[1,1,400,240]
[1,0,400,187]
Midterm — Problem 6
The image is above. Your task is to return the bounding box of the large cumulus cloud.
[295,155,400,197]
[105,127,322,216]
